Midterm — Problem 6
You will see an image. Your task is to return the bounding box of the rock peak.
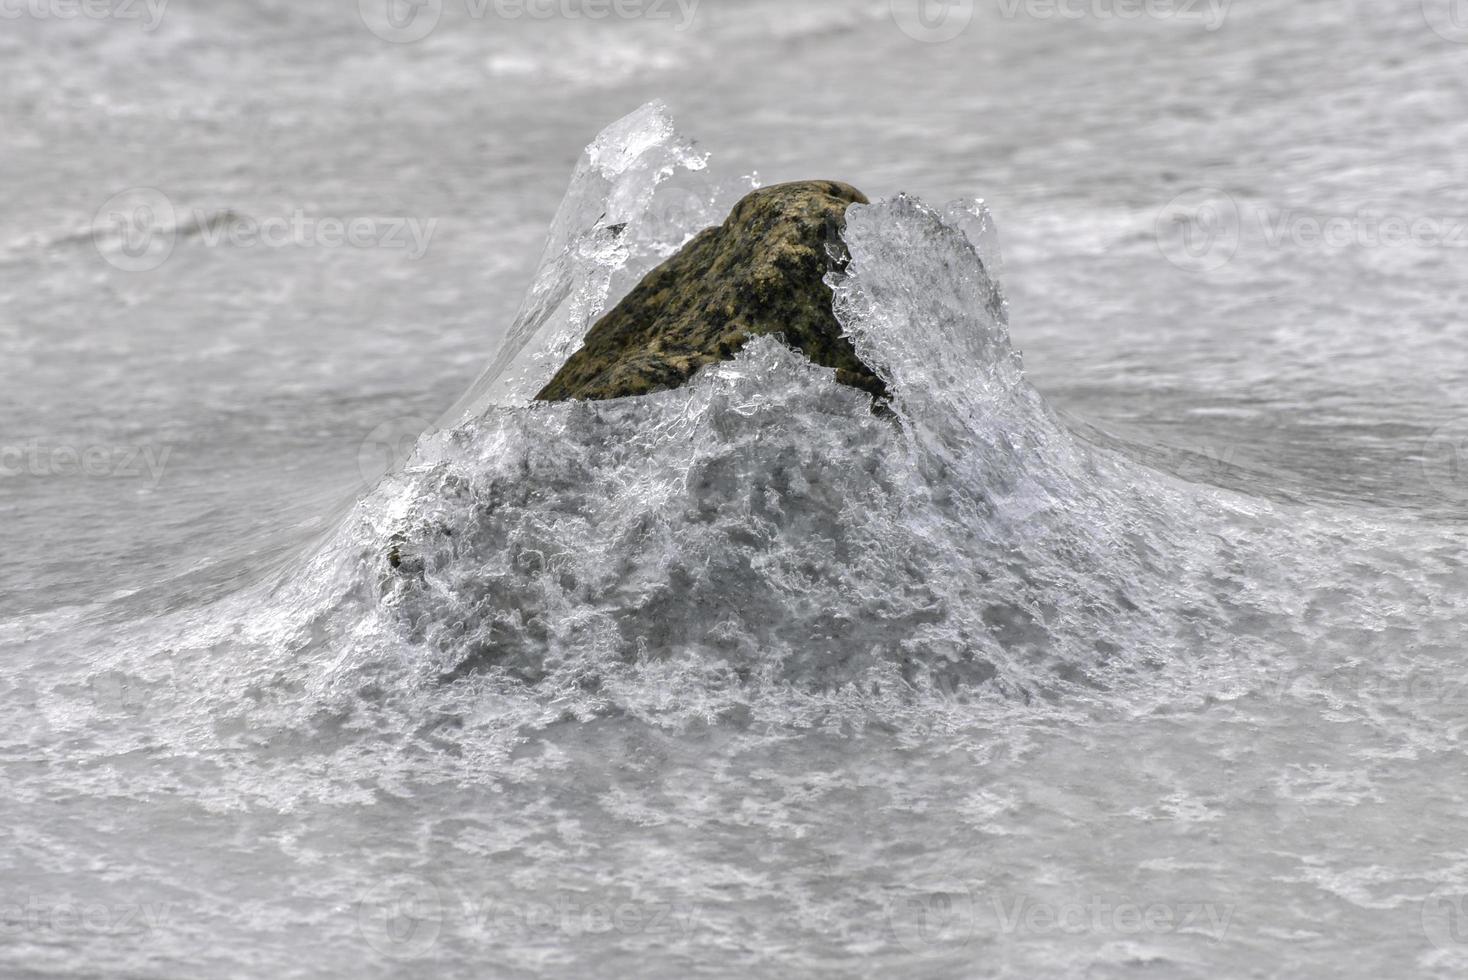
[536,180,885,403]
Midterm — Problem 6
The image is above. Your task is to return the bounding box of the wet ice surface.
[4,2,1468,978]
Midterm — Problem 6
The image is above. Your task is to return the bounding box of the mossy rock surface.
[535,180,886,403]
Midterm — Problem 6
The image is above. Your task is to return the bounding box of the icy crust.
[235,106,1226,702]
[284,194,1226,701]
[383,342,956,689]
[237,104,1464,718]
[441,100,714,420]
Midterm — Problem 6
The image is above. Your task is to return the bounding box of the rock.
[535,180,887,403]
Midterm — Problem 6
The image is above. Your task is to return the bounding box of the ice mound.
[247,102,1236,705]
[88,104,1468,736]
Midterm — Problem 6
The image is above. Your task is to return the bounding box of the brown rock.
[535,180,886,403]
